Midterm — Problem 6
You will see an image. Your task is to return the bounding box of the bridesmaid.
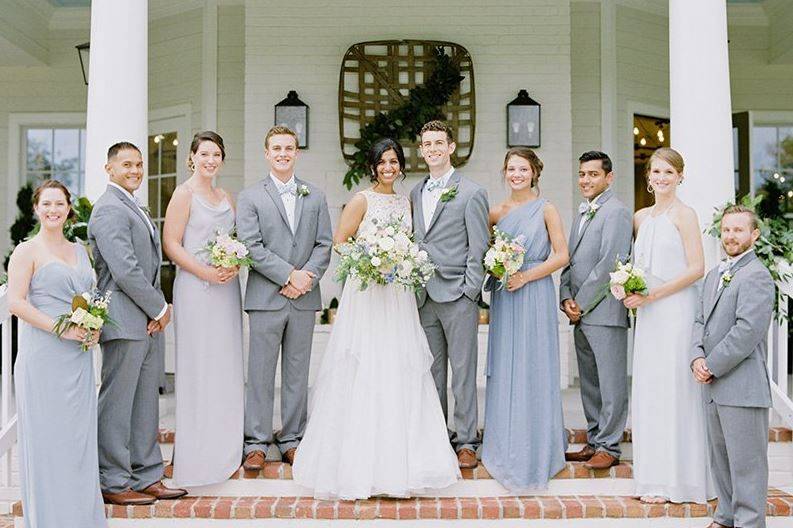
[163,131,244,486]
[482,148,569,492]
[627,147,712,504]
[7,179,107,527]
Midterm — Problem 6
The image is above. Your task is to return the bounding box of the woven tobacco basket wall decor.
[338,40,475,188]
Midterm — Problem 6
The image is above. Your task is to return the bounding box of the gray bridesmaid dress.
[15,245,107,527]
[482,198,566,492]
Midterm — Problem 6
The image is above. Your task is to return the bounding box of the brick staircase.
[11,427,793,526]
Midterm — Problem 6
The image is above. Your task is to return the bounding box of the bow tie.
[426,179,445,192]
[578,201,590,215]
[279,181,297,196]
[718,260,732,274]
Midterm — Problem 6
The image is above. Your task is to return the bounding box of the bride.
[292,138,461,500]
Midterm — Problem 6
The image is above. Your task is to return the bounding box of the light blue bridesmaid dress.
[15,245,107,527]
[482,198,566,492]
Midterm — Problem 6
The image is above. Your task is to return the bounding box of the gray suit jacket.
[690,251,774,408]
[410,171,489,306]
[236,176,332,312]
[88,185,166,342]
[559,188,632,328]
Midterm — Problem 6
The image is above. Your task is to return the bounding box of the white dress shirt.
[270,173,297,233]
[717,248,754,291]
[106,181,167,320]
[578,188,608,235]
[421,167,455,230]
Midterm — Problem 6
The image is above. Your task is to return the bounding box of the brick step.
[157,427,793,445]
[217,461,633,481]
[13,490,793,521]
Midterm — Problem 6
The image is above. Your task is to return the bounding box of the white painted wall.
[216,4,245,194]
[243,0,575,302]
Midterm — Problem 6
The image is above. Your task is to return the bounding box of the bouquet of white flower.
[53,289,116,351]
[483,226,527,289]
[205,230,253,268]
[335,216,435,292]
[581,259,648,316]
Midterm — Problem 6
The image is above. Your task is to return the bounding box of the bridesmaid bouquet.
[484,226,527,289]
[206,230,253,268]
[53,289,116,351]
[335,216,435,292]
[608,260,648,316]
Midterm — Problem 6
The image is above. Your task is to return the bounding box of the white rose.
[417,250,428,261]
[70,307,88,325]
[484,253,496,267]
[378,237,395,251]
[632,267,645,278]
[371,256,382,267]
[384,226,395,236]
[610,270,629,284]
[409,245,419,257]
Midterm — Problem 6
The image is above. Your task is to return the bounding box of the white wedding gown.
[631,208,714,503]
[292,189,461,500]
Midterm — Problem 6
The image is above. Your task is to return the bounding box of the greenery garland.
[707,194,792,322]
[343,47,465,189]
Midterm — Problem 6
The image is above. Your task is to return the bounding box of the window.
[148,131,178,302]
[752,125,793,212]
[24,128,86,194]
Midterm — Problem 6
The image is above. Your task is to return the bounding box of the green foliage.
[708,194,792,321]
[343,47,465,189]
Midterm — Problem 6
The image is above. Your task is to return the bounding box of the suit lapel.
[569,188,614,258]
[412,181,428,238]
[426,172,460,235]
[262,178,292,234]
[293,178,306,233]
[705,251,758,322]
[108,186,159,250]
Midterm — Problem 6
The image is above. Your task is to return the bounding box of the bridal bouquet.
[335,216,435,292]
[53,289,116,351]
[608,260,648,316]
[484,226,527,288]
[206,230,253,268]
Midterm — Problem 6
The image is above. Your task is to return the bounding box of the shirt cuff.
[155,303,169,321]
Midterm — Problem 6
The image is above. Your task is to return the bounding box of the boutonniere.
[440,185,458,203]
[720,271,732,287]
[297,184,310,197]
[586,203,600,220]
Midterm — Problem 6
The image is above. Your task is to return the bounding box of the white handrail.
[769,280,793,428]
[0,285,17,487]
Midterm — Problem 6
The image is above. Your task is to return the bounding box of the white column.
[600,0,617,157]
[669,0,734,268]
[84,1,148,202]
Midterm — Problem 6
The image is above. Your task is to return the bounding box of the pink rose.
[610,284,626,301]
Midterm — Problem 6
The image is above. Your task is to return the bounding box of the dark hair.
[188,131,226,171]
[578,150,613,174]
[107,141,141,162]
[503,147,543,189]
[367,138,406,183]
[32,179,76,220]
[419,120,454,143]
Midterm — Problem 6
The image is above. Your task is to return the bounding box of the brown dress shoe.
[584,451,619,470]
[139,481,188,500]
[282,447,297,465]
[706,523,729,528]
[243,450,266,471]
[564,445,596,462]
[457,448,477,469]
[102,489,156,506]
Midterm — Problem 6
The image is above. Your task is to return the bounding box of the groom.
[691,205,774,528]
[89,142,186,505]
[410,120,489,469]
[559,151,632,470]
[236,125,332,470]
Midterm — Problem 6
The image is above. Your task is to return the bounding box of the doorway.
[633,114,670,211]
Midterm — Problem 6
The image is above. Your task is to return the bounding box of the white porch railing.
[0,285,17,488]
[769,276,793,427]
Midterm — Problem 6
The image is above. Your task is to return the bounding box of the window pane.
[160,176,176,218]
[148,179,158,212]
[53,171,80,195]
[26,172,48,187]
[148,135,160,176]
[161,132,178,174]
[752,126,778,191]
[53,129,80,173]
[26,129,52,171]
[780,127,793,171]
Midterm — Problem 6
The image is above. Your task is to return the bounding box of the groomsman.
[236,126,332,470]
[90,142,187,505]
[410,120,490,469]
[691,205,774,528]
[559,151,632,470]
